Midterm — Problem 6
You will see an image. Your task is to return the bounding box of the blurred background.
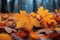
[0,0,60,13]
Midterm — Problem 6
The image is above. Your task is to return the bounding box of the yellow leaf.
[47,13,54,19]
[31,17,40,27]
[30,32,39,39]
[44,9,49,15]
[13,13,20,21]
[0,33,12,40]
[25,15,32,29]
[30,12,36,17]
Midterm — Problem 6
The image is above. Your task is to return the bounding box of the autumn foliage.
[0,6,60,40]
[0,33,12,40]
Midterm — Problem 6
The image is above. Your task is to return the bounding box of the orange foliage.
[0,6,59,40]
[16,11,27,28]
[31,17,40,27]
[13,13,20,21]
[0,33,12,40]
[29,32,39,40]
[37,6,48,18]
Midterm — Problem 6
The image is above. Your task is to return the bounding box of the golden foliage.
[29,32,39,39]
[36,14,41,20]
[30,12,37,17]
[0,6,59,40]
[47,13,54,19]
[13,13,20,21]
[16,10,32,29]
[15,6,57,29]
[31,17,40,27]
[0,33,12,40]
[16,11,27,28]
[37,6,44,13]
[25,15,32,29]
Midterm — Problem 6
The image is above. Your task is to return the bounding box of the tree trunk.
[10,0,15,12]
[33,0,37,12]
[1,0,7,13]
[58,0,60,8]
[53,0,56,11]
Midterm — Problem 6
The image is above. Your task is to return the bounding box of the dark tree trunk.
[53,0,56,11]
[1,0,7,13]
[20,0,23,10]
[33,0,37,12]
[42,0,43,6]
[58,0,60,8]
[10,0,15,12]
